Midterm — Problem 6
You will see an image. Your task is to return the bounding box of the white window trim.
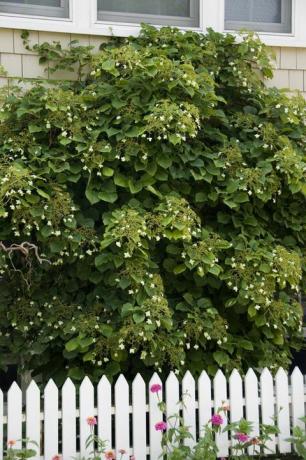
[0,0,305,47]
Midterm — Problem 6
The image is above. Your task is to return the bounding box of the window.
[97,0,200,28]
[225,0,292,33]
[0,0,69,18]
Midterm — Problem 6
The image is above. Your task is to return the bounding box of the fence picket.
[8,383,22,449]
[165,371,180,448]
[0,389,3,460]
[275,368,290,453]
[182,371,196,448]
[115,375,129,460]
[214,370,229,457]
[132,374,146,460]
[79,377,95,458]
[229,369,243,451]
[97,376,112,451]
[260,368,276,454]
[149,373,163,460]
[44,379,59,460]
[62,378,76,460]
[245,368,260,455]
[291,367,305,429]
[198,371,212,435]
[26,381,40,460]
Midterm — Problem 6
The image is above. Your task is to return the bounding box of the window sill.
[0,0,305,48]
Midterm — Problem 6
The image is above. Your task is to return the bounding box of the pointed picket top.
[62,378,76,460]
[44,378,58,394]
[198,371,212,431]
[245,367,257,380]
[80,375,94,391]
[275,368,290,454]
[26,380,40,460]
[8,381,22,449]
[80,376,95,458]
[97,375,112,451]
[132,374,146,460]
[44,379,59,460]
[291,367,305,428]
[182,371,196,448]
[115,374,130,460]
[229,369,243,421]
[149,373,163,460]
[62,377,75,392]
[27,379,40,393]
[166,371,179,416]
[260,368,275,454]
[0,388,3,460]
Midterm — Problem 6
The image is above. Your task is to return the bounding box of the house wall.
[1,28,306,97]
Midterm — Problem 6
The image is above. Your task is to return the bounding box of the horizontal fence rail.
[0,367,305,459]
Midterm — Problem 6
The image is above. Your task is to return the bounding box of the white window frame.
[0,0,69,18]
[0,0,305,48]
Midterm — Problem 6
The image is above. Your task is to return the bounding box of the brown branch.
[0,241,51,265]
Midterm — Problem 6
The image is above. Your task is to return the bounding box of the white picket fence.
[1,367,306,460]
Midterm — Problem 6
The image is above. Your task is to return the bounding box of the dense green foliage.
[0,26,305,383]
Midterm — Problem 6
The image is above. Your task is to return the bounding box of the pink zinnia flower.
[52,456,61,460]
[130,456,136,460]
[105,451,115,460]
[235,432,250,443]
[155,421,167,431]
[211,414,223,426]
[86,416,97,426]
[7,440,16,448]
[150,384,162,393]
[119,449,126,454]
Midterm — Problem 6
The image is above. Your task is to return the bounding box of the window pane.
[225,0,292,33]
[97,0,199,27]
[98,0,190,18]
[0,0,61,5]
[225,0,281,23]
[0,0,68,17]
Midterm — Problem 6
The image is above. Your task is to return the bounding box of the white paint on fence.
[275,368,291,453]
[245,368,260,455]
[26,381,40,460]
[44,379,59,460]
[115,374,129,460]
[1,367,305,459]
[291,367,305,429]
[79,376,94,458]
[62,378,76,460]
[8,382,22,450]
[198,370,212,433]
[260,368,276,454]
[214,369,229,458]
[97,375,112,451]
[132,374,146,460]
[148,373,163,460]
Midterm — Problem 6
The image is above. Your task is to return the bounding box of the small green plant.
[5,439,37,460]
[287,418,306,459]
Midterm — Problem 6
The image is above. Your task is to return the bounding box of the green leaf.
[133,312,145,324]
[65,338,79,352]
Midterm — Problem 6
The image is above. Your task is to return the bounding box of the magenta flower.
[235,432,250,443]
[155,421,167,431]
[211,414,224,426]
[86,416,97,426]
[150,383,162,393]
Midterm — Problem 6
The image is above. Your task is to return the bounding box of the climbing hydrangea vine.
[0,25,305,383]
